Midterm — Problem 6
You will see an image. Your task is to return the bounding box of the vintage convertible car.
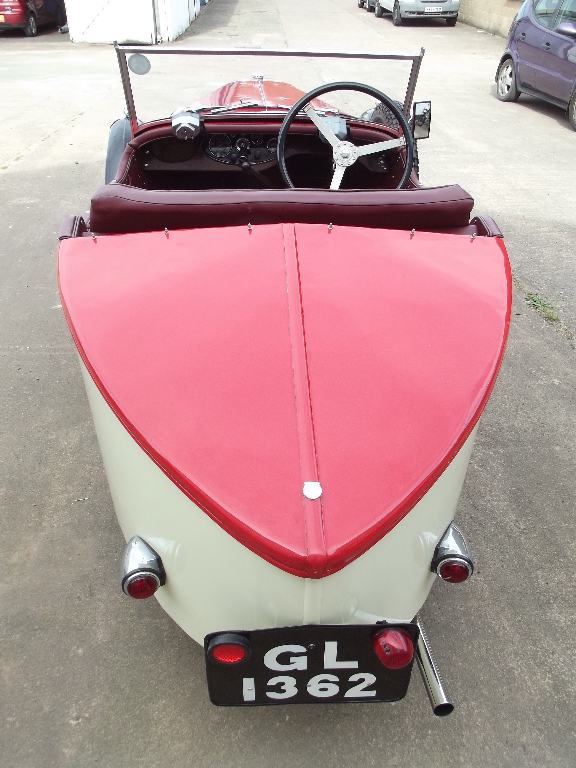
[58,46,511,716]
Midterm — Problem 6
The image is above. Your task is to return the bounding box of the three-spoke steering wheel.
[277,82,414,190]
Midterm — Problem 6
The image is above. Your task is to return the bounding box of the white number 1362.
[242,673,377,701]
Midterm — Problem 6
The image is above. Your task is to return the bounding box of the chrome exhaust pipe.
[415,615,454,717]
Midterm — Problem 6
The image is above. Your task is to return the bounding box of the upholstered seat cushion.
[89,184,475,235]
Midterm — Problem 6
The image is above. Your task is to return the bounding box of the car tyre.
[55,1,67,27]
[358,0,365,7]
[105,117,133,184]
[446,14,457,26]
[392,2,402,25]
[375,2,384,17]
[24,13,38,36]
[496,59,520,102]
[569,91,576,131]
[366,0,374,10]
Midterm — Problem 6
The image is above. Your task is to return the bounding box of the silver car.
[359,0,459,26]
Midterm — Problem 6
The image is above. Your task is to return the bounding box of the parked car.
[496,0,576,130]
[359,0,459,27]
[0,0,65,36]
[58,45,511,715]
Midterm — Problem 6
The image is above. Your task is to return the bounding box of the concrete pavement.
[1,2,575,766]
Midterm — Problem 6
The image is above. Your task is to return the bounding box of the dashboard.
[205,133,278,165]
[131,120,405,191]
[144,132,279,167]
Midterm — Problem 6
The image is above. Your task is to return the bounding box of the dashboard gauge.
[267,138,278,154]
[235,137,250,151]
[249,134,264,146]
[208,134,233,158]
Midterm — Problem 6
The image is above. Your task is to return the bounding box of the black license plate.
[205,623,418,706]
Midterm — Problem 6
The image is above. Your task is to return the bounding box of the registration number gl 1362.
[205,624,418,706]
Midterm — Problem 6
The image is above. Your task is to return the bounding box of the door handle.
[519,32,526,40]
[542,41,551,50]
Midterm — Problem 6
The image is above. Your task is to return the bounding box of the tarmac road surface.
[1,1,575,767]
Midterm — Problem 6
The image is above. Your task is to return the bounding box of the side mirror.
[555,21,576,38]
[412,101,431,140]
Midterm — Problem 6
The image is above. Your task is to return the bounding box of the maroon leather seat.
[89,183,475,235]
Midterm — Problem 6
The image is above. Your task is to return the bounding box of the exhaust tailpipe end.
[415,614,454,717]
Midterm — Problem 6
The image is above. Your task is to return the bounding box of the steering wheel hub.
[334,141,358,167]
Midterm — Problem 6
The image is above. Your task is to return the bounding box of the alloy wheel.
[24,13,38,36]
[497,60,519,102]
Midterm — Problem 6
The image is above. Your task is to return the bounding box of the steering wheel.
[277,82,414,190]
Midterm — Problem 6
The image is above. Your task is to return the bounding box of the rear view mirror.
[128,53,151,75]
[412,101,431,140]
[556,21,576,38]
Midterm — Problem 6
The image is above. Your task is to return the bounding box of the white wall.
[156,0,200,42]
[458,0,523,38]
[66,0,201,45]
[67,0,155,44]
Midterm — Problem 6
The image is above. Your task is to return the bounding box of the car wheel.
[24,13,37,36]
[375,2,384,17]
[392,2,402,25]
[568,91,576,131]
[446,14,457,26]
[358,0,365,7]
[496,59,520,102]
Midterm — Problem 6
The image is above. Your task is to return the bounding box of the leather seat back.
[89,184,475,235]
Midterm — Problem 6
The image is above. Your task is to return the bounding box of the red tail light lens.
[438,558,472,584]
[372,628,414,670]
[124,572,160,599]
[207,634,251,665]
[211,644,248,664]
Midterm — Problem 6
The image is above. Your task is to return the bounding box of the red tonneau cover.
[58,224,511,577]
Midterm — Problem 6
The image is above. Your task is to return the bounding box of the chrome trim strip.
[124,570,161,594]
[415,615,454,717]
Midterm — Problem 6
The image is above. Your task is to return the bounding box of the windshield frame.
[115,45,425,138]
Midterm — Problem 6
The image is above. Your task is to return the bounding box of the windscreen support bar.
[114,45,425,138]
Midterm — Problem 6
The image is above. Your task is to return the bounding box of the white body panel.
[82,360,477,645]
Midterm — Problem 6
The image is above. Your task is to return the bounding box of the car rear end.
[401,0,459,21]
[0,1,27,30]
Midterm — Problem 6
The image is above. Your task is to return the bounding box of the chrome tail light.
[431,523,474,584]
[121,536,166,599]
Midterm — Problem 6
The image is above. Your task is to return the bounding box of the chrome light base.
[121,536,166,595]
[431,523,474,577]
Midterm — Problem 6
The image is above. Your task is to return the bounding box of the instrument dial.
[208,134,233,159]
[267,138,278,155]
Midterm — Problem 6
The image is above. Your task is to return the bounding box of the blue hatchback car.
[495,0,576,129]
